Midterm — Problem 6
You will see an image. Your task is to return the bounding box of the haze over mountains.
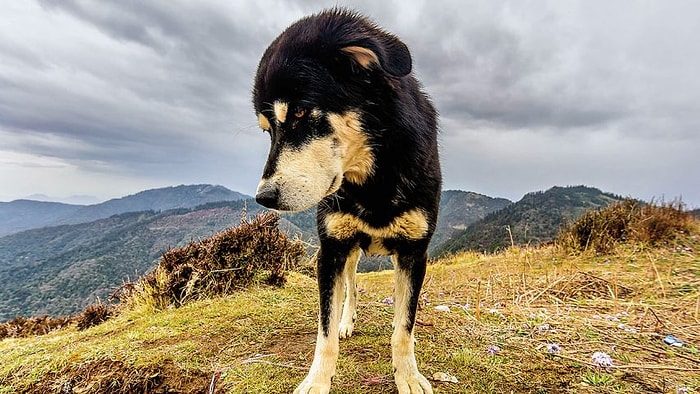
[0,185,247,237]
[0,184,646,320]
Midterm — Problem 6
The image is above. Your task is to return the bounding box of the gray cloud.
[1,0,699,206]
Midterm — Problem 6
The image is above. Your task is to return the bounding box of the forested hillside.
[0,200,265,320]
[434,186,623,255]
[1,185,631,319]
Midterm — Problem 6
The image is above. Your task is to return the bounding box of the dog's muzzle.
[255,181,280,209]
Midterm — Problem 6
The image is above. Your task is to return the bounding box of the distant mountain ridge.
[25,194,101,205]
[0,200,266,320]
[1,183,637,320]
[0,186,507,319]
[0,184,249,236]
[0,200,83,237]
[434,186,623,255]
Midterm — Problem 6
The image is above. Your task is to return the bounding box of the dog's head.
[252,9,412,212]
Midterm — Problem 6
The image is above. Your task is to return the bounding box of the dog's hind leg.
[390,252,433,394]
[339,247,361,339]
[294,243,350,394]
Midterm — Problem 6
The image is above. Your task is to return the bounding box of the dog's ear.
[340,34,412,77]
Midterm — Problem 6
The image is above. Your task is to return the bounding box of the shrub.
[0,315,73,339]
[76,302,115,330]
[557,199,694,254]
[125,212,307,309]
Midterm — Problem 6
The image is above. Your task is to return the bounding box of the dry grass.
[1,213,698,393]
[0,315,74,339]
[0,302,117,339]
[558,199,694,254]
[420,240,700,393]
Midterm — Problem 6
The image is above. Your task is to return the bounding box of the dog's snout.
[255,183,280,209]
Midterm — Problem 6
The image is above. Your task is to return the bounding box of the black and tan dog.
[253,8,441,394]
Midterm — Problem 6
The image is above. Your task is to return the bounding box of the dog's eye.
[294,108,307,119]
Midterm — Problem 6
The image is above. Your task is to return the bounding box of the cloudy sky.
[1,1,699,207]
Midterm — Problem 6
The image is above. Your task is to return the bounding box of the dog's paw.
[338,321,354,339]
[394,370,433,394]
[293,376,331,394]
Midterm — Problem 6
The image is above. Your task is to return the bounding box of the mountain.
[53,184,249,226]
[434,186,623,255]
[0,200,271,320]
[0,200,83,237]
[430,190,512,252]
[0,187,509,319]
[0,184,625,319]
[25,194,101,205]
[0,184,249,236]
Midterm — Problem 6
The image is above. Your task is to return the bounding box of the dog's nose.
[255,184,280,209]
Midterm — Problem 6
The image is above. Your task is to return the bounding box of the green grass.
[2,232,700,393]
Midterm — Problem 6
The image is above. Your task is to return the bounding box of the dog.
[253,8,441,394]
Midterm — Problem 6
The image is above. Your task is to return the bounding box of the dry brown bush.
[0,315,74,339]
[76,302,115,330]
[0,302,118,339]
[557,198,695,253]
[125,211,307,309]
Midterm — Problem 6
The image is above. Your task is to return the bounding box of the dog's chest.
[322,208,428,255]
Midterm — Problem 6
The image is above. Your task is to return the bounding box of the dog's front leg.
[294,244,349,394]
[391,252,433,394]
[339,247,361,339]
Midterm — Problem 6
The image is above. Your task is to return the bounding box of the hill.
[0,185,618,320]
[0,200,270,320]
[0,186,585,320]
[431,190,512,252]
[0,200,83,237]
[1,213,697,393]
[0,184,248,236]
[0,188,509,320]
[434,186,623,255]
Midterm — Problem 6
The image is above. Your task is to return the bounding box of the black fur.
[253,8,441,391]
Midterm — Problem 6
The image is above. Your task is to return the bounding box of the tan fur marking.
[327,111,374,185]
[310,108,323,119]
[259,135,342,211]
[258,113,271,131]
[324,209,429,241]
[341,46,380,69]
[274,101,288,123]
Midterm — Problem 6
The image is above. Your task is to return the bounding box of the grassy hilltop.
[1,202,699,393]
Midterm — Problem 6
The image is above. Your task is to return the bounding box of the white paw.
[338,321,354,339]
[293,376,331,394]
[394,370,433,394]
